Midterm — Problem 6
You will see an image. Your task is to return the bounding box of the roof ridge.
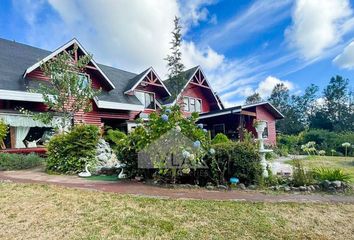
[0,37,51,53]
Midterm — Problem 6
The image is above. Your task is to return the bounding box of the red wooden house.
[0,38,283,153]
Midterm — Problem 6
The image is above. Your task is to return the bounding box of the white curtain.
[15,127,30,148]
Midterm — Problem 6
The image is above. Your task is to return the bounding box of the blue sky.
[0,0,353,106]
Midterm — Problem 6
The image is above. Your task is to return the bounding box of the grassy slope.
[1,183,354,240]
[287,156,354,182]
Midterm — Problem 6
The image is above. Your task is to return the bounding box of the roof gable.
[163,66,222,110]
[124,67,171,96]
[23,38,116,90]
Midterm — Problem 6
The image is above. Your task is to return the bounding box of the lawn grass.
[286,156,354,182]
[1,183,354,240]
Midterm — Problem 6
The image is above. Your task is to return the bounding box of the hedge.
[0,153,44,170]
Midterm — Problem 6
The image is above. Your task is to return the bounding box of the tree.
[292,84,319,127]
[268,83,304,134]
[23,46,100,131]
[268,83,290,110]
[245,93,262,104]
[165,16,185,96]
[322,75,353,131]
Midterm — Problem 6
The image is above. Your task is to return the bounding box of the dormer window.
[183,97,202,113]
[135,91,155,109]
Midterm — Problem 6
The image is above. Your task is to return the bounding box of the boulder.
[284,186,291,192]
[331,181,342,189]
[217,185,228,190]
[321,180,331,190]
[238,183,246,190]
[248,185,257,190]
[94,139,119,174]
[206,185,215,190]
[299,186,307,191]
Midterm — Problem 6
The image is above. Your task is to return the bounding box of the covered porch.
[0,111,59,154]
[197,106,257,140]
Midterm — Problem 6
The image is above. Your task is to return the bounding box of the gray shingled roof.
[0,38,143,106]
[0,38,50,91]
[162,66,199,104]
[123,67,150,93]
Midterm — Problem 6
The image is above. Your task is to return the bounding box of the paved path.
[1,169,354,203]
[271,155,307,175]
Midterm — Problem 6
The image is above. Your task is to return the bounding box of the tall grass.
[312,167,351,182]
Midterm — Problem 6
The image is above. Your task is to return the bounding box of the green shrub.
[211,133,230,145]
[205,141,262,185]
[0,153,43,170]
[105,129,127,146]
[302,130,354,156]
[0,119,8,146]
[291,159,315,186]
[277,134,302,154]
[46,124,100,173]
[313,167,351,182]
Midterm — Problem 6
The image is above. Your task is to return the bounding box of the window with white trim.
[183,97,202,113]
[78,73,89,89]
[135,91,155,109]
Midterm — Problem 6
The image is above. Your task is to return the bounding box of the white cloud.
[182,41,224,71]
[179,0,217,29]
[15,0,222,77]
[333,40,354,69]
[256,76,294,98]
[286,0,354,60]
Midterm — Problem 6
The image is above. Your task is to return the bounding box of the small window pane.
[195,99,201,113]
[262,122,268,138]
[190,98,195,112]
[183,97,189,111]
[144,92,155,109]
[78,74,89,89]
[135,91,145,105]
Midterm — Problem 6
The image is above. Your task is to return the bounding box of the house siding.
[256,105,277,145]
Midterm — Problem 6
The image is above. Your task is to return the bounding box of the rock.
[321,180,331,189]
[328,186,336,192]
[284,186,291,192]
[307,185,316,191]
[135,176,144,181]
[238,183,246,190]
[248,185,257,190]
[217,185,228,190]
[299,186,307,191]
[97,153,108,162]
[206,185,215,190]
[314,185,320,190]
[331,181,342,188]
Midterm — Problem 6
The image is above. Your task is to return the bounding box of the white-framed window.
[135,91,155,109]
[78,73,89,89]
[183,96,202,113]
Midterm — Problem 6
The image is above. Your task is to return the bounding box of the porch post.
[239,114,244,141]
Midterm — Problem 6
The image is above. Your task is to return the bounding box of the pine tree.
[245,92,262,104]
[165,16,185,97]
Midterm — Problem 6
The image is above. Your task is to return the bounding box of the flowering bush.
[116,105,211,182]
[205,141,261,185]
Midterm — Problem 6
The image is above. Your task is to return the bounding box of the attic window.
[183,97,202,113]
[135,91,155,109]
